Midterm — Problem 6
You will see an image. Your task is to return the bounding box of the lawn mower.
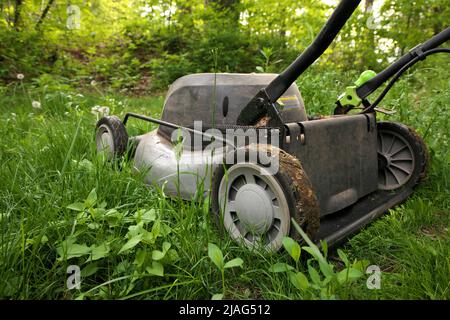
[95,0,449,251]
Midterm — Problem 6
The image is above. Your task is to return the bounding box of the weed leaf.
[134,249,147,268]
[119,234,143,254]
[308,264,322,285]
[85,188,97,208]
[212,293,223,300]
[208,243,224,270]
[224,258,243,269]
[318,260,334,278]
[56,237,91,261]
[337,249,349,266]
[282,237,301,262]
[81,263,99,277]
[289,271,310,291]
[162,241,171,252]
[320,240,328,258]
[90,243,110,261]
[67,202,85,212]
[268,263,294,273]
[337,268,363,284]
[152,250,165,261]
[146,261,164,277]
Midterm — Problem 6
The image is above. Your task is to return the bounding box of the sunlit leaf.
[56,237,91,261]
[308,264,321,285]
[268,262,294,273]
[208,243,224,270]
[85,188,97,208]
[90,243,110,261]
[152,249,165,261]
[146,261,164,277]
[337,268,363,284]
[337,249,349,266]
[224,258,243,269]
[67,202,85,212]
[118,234,143,254]
[289,271,310,291]
[134,249,147,268]
[282,237,301,262]
[162,241,171,253]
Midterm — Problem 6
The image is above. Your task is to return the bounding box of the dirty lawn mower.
[95,0,450,251]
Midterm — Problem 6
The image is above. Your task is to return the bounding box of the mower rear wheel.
[377,121,428,190]
[211,145,320,252]
[95,116,129,160]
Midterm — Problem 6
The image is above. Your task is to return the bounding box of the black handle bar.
[264,0,362,102]
[356,27,450,99]
[237,0,362,126]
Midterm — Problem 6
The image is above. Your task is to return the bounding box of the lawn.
[0,65,448,299]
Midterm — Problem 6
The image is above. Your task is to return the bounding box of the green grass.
[0,66,448,299]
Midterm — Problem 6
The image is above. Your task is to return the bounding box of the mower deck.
[315,187,413,247]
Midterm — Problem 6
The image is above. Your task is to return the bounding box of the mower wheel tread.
[211,144,320,244]
[377,121,429,189]
[96,116,129,158]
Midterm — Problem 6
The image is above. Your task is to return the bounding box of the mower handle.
[356,27,450,99]
[264,0,362,102]
[236,0,361,126]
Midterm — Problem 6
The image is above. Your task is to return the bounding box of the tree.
[13,0,23,30]
[36,0,55,29]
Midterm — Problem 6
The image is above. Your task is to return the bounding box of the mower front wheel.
[211,145,320,252]
[95,116,129,160]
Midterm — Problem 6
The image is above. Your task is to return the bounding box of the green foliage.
[0,0,449,301]
[208,242,244,298]
[268,219,368,299]
[3,0,447,91]
[58,187,178,288]
[0,64,449,299]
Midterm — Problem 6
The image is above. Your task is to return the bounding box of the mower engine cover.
[157,73,308,139]
[133,73,307,199]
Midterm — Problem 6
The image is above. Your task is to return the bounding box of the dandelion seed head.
[32,101,42,109]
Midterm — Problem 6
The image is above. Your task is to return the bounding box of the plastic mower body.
[96,0,449,251]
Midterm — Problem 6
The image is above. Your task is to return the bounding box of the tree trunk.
[432,5,444,35]
[36,0,55,29]
[207,0,240,23]
[400,8,412,56]
[13,0,23,30]
[207,0,239,9]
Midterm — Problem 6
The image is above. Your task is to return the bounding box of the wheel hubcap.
[235,184,274,234]
[218,163,290,251]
